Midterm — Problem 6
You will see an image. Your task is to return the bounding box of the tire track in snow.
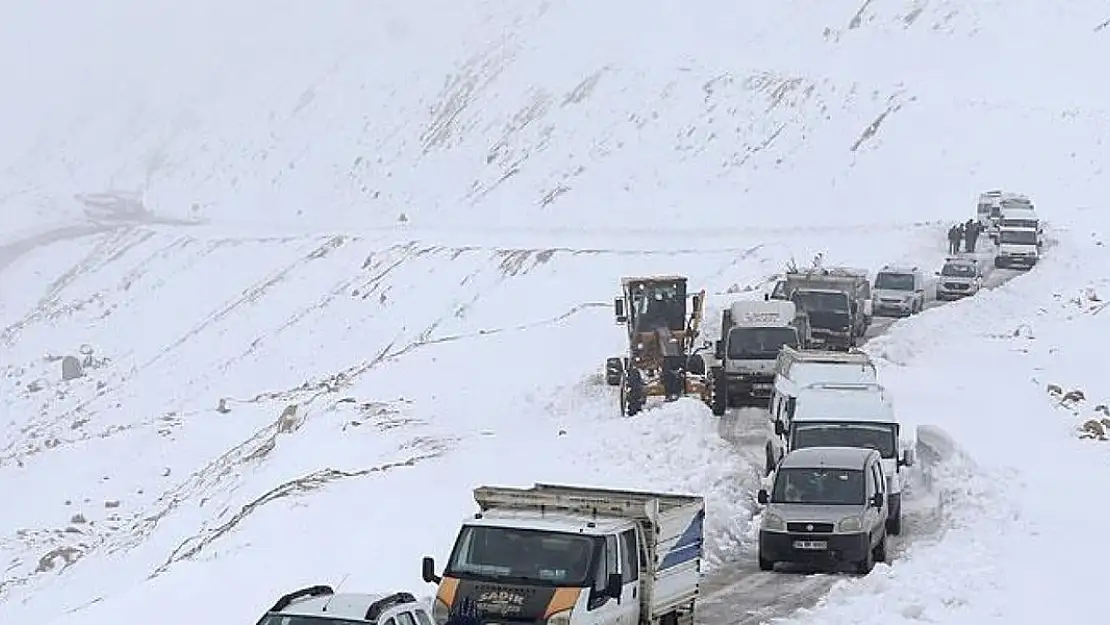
[699,247,1025,625]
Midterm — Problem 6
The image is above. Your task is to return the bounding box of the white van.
[995,226,1039,269]
[998,207,1042,246]
[768,346,877,435]
[766,382,914,535]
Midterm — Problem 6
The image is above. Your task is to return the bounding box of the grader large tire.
[620,367,646,417]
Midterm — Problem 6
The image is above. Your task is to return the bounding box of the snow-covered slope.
[4,1,1109,233]
[2,0,1110,624]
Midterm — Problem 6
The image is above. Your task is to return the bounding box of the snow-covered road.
[696,244,1025,625]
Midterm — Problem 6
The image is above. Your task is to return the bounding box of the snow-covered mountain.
[2,1,1109,624]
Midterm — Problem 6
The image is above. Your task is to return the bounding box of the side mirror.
[614,298,626,324]
[899,448,915,467]
[862,299,873,316]
[605,572,623,600]
[764,293,770,301]
[714,340,724,360]
[934,271,941,276]
[422,556,441,584]
[871,493,885,509]
[774,420,784,436]
[756,489,769,505]
[692,293,702,313]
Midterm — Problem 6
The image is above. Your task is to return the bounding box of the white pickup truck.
[422,484,705,625]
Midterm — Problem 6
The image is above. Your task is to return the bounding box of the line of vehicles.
[977,190,1043,268]
[253,193,1039,625]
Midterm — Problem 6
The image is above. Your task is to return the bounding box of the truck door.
[586,534,624,625]
[617,529,641,625]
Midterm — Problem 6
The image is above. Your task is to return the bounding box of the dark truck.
[770,267,872,350]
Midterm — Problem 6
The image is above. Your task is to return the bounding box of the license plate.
[793,540,827,550]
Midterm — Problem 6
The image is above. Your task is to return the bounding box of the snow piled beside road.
[0,223,947,625]
[781,221,1110,624]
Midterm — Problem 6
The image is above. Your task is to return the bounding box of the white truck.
[706,300,807,412]
[995,226,1040,269]
[766,382,915,535]
[422,484,705,625]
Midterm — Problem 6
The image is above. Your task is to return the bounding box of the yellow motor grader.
[604,275,724,416]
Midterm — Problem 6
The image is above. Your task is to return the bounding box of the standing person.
[964,219,979,253]
[947,224,961,254]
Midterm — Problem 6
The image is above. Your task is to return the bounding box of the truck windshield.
[793,291,848,312]
[940,263,976,277]
[1001,219,1037,229]
[445,526,597,586]
[728,327,797,359]
[1000,230,1037,245]
[771,467,865,505]
[874,273,913,290]
[791,422,897,459]
[257,617,367,625]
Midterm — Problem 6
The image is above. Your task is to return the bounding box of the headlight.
[762,512,785,531]
[432,599,450,625]
[547,610,573,625]
[837,516,862,532]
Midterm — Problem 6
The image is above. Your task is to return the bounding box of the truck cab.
[422,484,704,625]
[995,226,1039,269]
[767,382,914,535]
[712,300,802,407]
[790,289,859,349]
[998,207,1042,246]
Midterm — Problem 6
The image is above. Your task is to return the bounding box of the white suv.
[872,266,925,317]
[256,586,435,625]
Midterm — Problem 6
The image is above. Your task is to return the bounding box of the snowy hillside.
[4,0,1110,234]
[2,0,1110,624]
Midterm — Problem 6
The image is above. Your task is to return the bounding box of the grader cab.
[604,276,721,416]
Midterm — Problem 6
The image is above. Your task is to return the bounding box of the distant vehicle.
[998,207,1042,247]
[871,266,926,317]
[255,586,433,625]
[976,190,1003,229]
[766,382,913,535]
[995,227,1039,269]
[705,300,806,411]
[771,266,872,350]
[756,446,889,574]
[935,257,983,300]
[422,483,704,625]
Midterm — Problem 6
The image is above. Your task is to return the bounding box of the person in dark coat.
[948,224,963,254]
[445,597,482,625]
[964,219,980,253]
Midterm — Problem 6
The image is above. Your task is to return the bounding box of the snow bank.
[779,223,1110,623]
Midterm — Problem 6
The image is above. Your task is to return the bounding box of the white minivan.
[767,382,914,535]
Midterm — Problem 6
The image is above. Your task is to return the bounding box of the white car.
[871,266,926,317]
[935,258,983,300]
[256,586,435,625]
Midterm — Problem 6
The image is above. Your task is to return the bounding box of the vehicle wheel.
[856,541,875,574]
[620,368,646,417]
[605,357,623,386]
[874,534,888,563]
[685,354,706,376]
[758,553,773,572]
[886,509,902,536]
[710,367,727,416]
